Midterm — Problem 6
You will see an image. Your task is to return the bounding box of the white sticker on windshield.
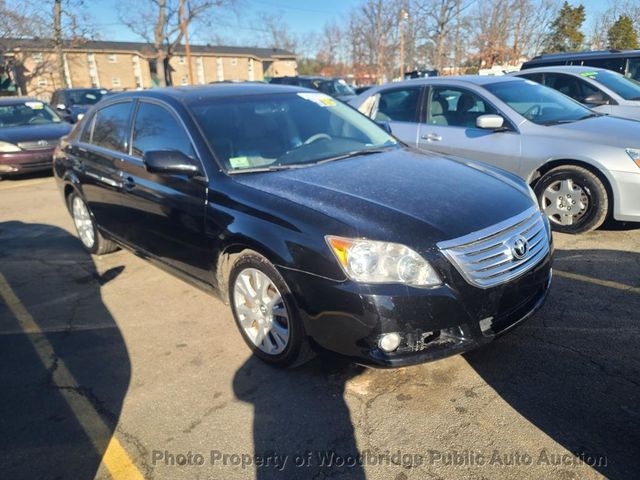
[297,92,336,107]
[25,101,44,110]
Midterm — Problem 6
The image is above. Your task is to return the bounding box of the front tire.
[68,192,118,255]
[229,252,314,368]
[534,165,608,234]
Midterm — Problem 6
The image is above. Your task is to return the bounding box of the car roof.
[526,49,640,62]
[513,65,609,75]
[375,75,524,88]
[103,83,312,105]
[0,97,46,106]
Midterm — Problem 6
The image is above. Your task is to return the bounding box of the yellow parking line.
[0,272,144,480]
[0,178,51,191]
[555,269,640,295]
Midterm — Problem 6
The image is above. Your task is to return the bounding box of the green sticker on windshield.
[229,156,250,169]
[580,71,598,78]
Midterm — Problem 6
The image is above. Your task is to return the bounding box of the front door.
[418,86,522,174]
[117,100,209,281]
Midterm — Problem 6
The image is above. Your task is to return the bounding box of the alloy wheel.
[541,179,589,226]
[233,268,290,355]
[72,196,95,248]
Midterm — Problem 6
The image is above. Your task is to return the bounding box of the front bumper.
[0,149,55,175]
[611,169,640,222]
[280,251,553,368]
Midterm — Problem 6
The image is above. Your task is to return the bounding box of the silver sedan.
[350,76,640,234]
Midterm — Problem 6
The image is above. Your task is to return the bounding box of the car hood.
[233,148,534,245]
[0,122,72,144]
[541,115,640,147]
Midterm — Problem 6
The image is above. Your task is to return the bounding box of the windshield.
[0,101,62,127]
[486,80,593,125]
[581,70,640,100]
[191,92,398,172]
[318,79,356,96]
[66,89,106,105]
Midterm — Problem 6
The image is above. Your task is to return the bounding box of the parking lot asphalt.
[1,174,639,480]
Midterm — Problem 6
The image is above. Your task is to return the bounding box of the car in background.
[350,76,640,234]
[0,97,71,177]
[269,76,356,101]
[51,87,108,123]
[512,66,640,121]
[53,84,552,368]
[355,85,374,95]
[521,49,640,81]
[404,69,438,79]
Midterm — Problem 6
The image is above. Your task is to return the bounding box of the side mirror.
[143,150,200,176]
[476,114,505,130]
[56,103,67,111]
[583,92,609,106]
[376,120,392,134]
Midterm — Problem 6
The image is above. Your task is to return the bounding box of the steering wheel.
[523,105,541,120]
[303,133,332,145]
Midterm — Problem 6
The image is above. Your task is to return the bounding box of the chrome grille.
[17,140,55,151]
[437,207,550,289]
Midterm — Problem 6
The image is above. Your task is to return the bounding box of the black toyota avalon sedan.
[53,84,553,368]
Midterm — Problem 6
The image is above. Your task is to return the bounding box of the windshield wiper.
[309,148,392,166]
[226,164,308,175]
[542,113,600,126]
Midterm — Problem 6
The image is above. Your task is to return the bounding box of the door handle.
[421,133,442,142]
[123,176,136,191]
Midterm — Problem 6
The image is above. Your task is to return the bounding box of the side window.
[374,87,421,123]
[544,73,598,103]
[131,102,195,159]
[80,113,95,143]
[427,87,498,128]
[91,102,132,153]
[518,73,543,84]
[583,57,625,74]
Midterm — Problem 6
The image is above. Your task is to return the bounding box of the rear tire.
[534,165,608,234]
[228,251,315,368]
[67,192,118,255]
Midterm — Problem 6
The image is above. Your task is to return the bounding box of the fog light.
[378,332,401,353]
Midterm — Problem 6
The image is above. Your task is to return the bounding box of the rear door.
[117,100,209,281]
[74,101,134,240]
[418,85,522,172]
[361,85,424,146]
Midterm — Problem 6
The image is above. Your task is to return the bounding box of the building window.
[178,56,185,65]
[230,57,238,66]
[196,57,205,84]
[32,52,43,63]
[37,77,48,87]
[112,77,121,88]
[180,76,188,86]
[107,54,117,63]
[90,75,99,88]
[248,58,254,81]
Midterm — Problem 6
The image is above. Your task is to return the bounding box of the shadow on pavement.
[234,355,366,479]
[0,221,132,478]
[466,248,640,479]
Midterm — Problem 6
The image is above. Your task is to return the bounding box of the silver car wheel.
[233,268,290,355]
[72,196,95,248]
[542,179,589,226]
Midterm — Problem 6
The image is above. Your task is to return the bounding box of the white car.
[350,76,640,233]
[511,66,640,121]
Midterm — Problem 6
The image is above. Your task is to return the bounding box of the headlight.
[625,148,640,168]
[0,141,21,153]
[326,236,442,287]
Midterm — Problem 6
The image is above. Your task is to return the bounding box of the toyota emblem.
[509,235,528,260]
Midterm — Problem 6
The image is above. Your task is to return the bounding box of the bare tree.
[120,0,232,86]
[254,11,299,52]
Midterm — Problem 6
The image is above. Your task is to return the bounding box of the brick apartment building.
[0,38,297,100]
